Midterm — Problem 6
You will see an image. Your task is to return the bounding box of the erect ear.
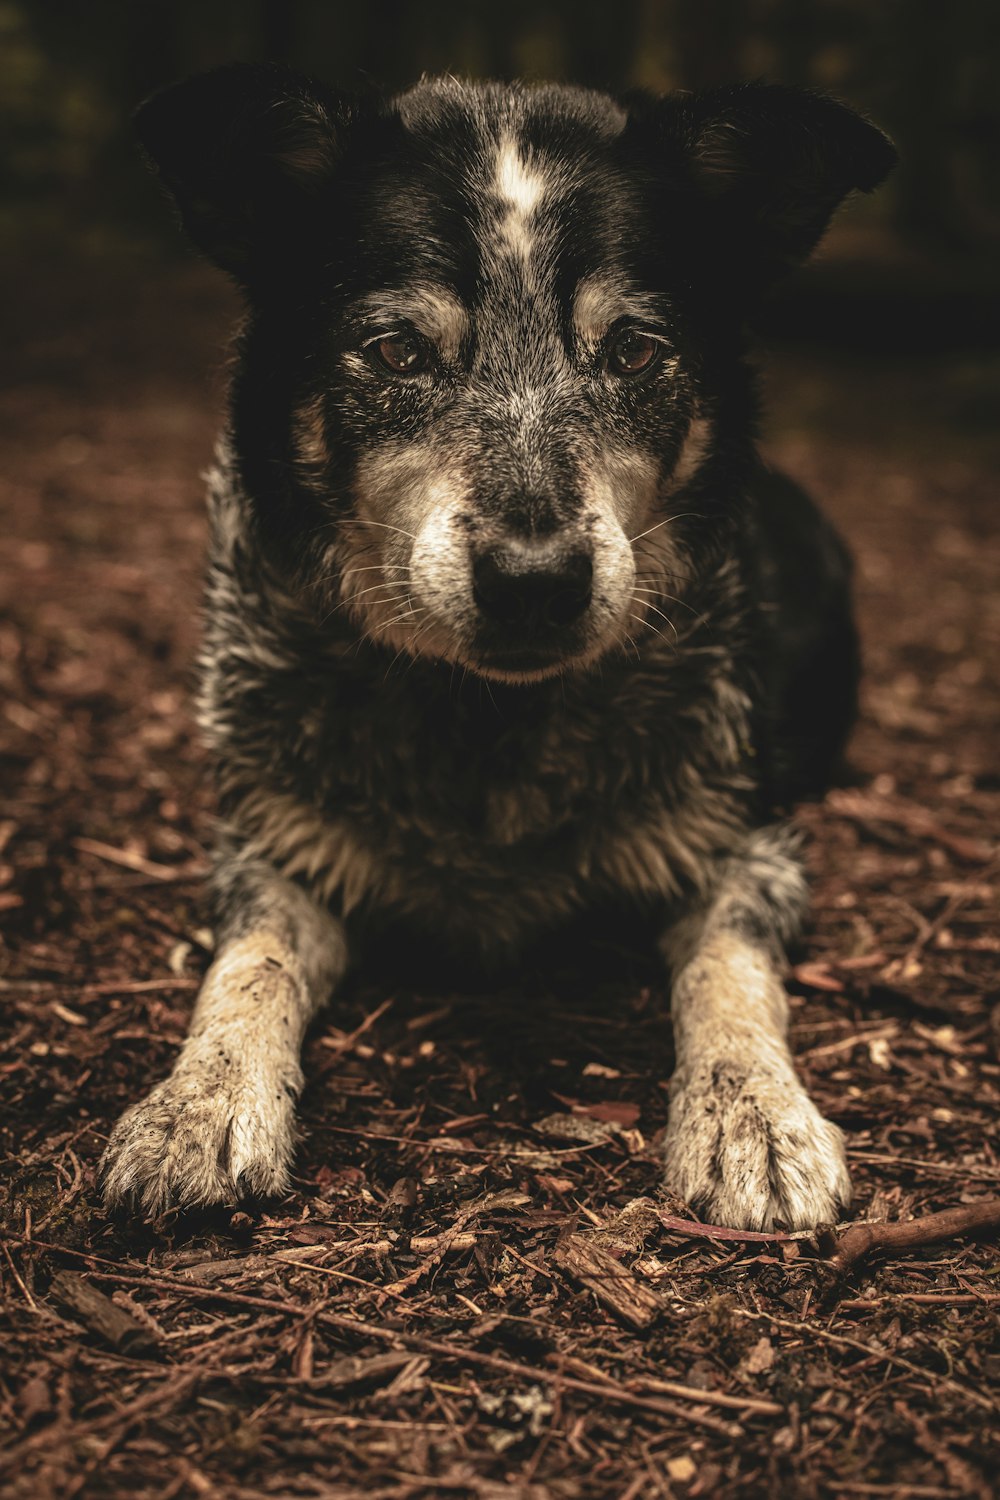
[134,64,376,281]
[628,82,897,285]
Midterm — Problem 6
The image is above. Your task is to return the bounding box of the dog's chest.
[226,654,750,943]
[310,675,624,867]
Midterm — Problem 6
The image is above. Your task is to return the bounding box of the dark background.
[4,0,1000,345]
[2,8,999,1498]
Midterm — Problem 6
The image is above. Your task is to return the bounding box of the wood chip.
[552,1234,665,1330]
[50,1270,160,1354]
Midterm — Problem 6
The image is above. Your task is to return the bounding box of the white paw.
[663,1059,851,1231]
[100,1044,300,1215]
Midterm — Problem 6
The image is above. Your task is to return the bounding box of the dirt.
[0,251,998,1498]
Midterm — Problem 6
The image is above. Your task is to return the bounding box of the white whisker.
[628,611,675,652]
[319,587,409,626]
[339,518,418,542]
[347,583,410,606]
[632,585,701,621]
[632,595,680,641]
[340,563,411,586]
[620,629,641,663]
[379,605,429,632]
[628,511,704,545]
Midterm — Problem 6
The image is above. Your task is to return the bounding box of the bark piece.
[50,1270,159,1353]
[307,1351,417,1391]
[553,1234,664,1330]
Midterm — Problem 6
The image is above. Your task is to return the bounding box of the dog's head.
[138,67,894,681]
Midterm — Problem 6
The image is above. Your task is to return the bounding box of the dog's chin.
[372,608,624,684]
[413,613,632,684]
[469,650,580,684]
[465,633,613,684]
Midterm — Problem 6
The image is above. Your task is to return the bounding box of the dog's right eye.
[606,329,661,377]
[371,334,431,376]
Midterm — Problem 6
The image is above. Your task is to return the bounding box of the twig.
[0,977,200,995]
[50,1269,160,1353]
[635,1376,782,1418]
[268,1254,415,1305]
[655,1211,819,1244]
[290,1230,484,1258]
[885,869,996,979]
[0,1239,37,1309]
[84,977,201,995]
[23,1261,745,1438]
[378,1190,530,1298]
[837,1294,999,1309]
[798,1023,898,1063]
[265,1350,417,1392]
[556,1354,783,1417]
[829,1199,1000,1275]
[826,790,995,865]
[313,997,394,1073]
[847,1151,1000,1181]
[0,1367,203,1470]
[72,836,208,882]
[317,1324,748,1439]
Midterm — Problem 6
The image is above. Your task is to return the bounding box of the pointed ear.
[629,82,896,284]
[134,64,376,281]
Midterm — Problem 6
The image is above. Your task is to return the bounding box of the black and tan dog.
[100,67,895,1228]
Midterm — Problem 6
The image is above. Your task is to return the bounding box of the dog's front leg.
[661,829,850,1231]
[101,861,345,1215]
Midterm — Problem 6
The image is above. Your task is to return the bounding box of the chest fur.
[208,634,753,942]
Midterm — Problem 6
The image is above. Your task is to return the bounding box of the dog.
[100,65,895,1229]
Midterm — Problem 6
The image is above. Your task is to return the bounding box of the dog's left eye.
[607,330,661,377]
[372,334,431,376]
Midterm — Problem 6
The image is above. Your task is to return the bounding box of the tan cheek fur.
[334,444,472,655]
[292,394,330,482]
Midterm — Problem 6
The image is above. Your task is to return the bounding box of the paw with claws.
[100,1042,300,1215]
[663,1058,851,1231]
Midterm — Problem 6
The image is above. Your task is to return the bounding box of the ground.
[0,250,998,1498]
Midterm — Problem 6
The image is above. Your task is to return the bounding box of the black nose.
[473,544,593,631]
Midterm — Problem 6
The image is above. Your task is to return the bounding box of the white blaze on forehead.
[495,135,545,213]
[494,134,547,262]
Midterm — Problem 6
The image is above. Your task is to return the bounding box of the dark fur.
[100,67,895,1228]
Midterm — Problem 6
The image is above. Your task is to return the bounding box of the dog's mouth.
[471,642,584,680]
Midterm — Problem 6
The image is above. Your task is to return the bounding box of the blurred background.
[3,0,1000,343]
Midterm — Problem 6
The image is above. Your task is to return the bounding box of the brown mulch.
[0,253,998,1499]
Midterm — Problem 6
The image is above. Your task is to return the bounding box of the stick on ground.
[829,1199,1000,1274]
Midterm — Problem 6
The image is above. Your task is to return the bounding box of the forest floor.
[0,250,998,1498]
